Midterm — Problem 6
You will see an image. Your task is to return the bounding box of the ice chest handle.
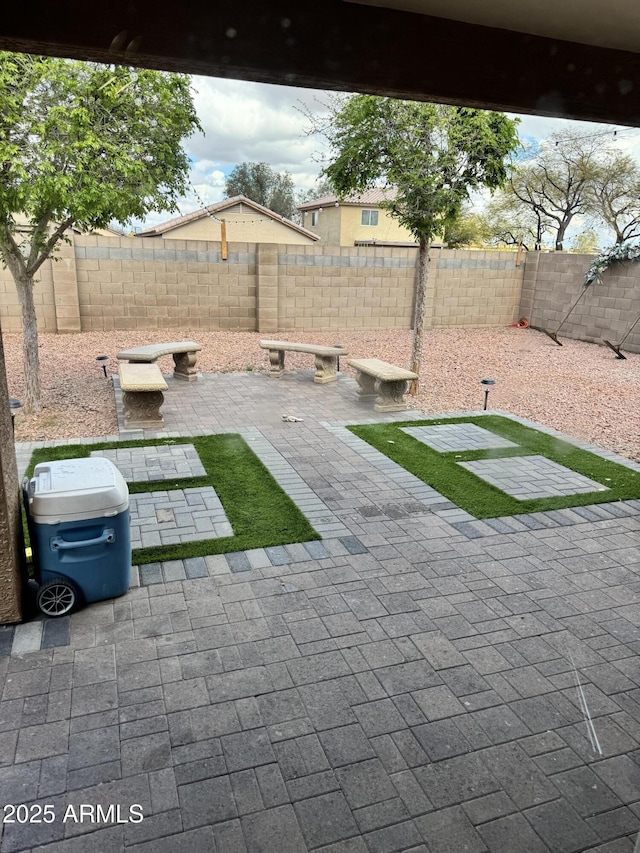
[50,529,115,551]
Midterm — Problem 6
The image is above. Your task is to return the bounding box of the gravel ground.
[4,327,640,462]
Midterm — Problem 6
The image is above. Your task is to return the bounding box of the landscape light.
[96,355,109,378]
[9,398,22,438]
[480,378,495,411]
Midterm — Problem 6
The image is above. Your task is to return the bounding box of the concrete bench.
[118,363,168,429]
[346,358,418,412]
[117,341,201,382]
[259,340,348,384]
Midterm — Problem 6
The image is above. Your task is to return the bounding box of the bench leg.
[354,370,377,402]
[173,351,199,381]
[374,379,409,412]
[267,349,285,378]
[123,390,165,429]
[313,355,339,384]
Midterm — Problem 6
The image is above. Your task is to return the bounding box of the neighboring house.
[137,195,319,245]
[10,217,125,240]
[75,224,127,237]
[298,189,418,247]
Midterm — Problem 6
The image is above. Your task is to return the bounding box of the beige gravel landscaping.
[4,327,640,462]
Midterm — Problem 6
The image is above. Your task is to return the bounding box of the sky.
[137,74,640,245]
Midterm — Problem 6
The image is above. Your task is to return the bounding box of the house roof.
[137,196,319,240]
[298,189,397,212]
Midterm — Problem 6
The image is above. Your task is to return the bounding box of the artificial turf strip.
[23,434,320,564]
[347,415,640,519]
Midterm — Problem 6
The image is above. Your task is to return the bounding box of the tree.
[483,188,554,251]
[294,177,335,223]
[296,176,335,206]
[319,96,519,390]
[225,162,296,219]
[588,151,640,245]
[0,53,200,412]
[442,205,492,248]
[508,131,600,251]
[570,229,600,253]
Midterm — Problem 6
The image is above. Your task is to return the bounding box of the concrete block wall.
[428,250,521,328]
[0,258,57,333]
[4,232,638,351]
[276,245,416,331]
[273,246,521,332]
[1,236,525,335]
[256,244,279,334]
[522,252,640,353]
[74,235,257,331]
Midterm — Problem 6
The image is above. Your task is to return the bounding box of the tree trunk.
[14,272,42,413]
[535,212,543,250]
[556,222,568,251]
[409,237,431,395]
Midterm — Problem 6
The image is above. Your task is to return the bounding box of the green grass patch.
[348,415,640,519]
[23,435,320,564]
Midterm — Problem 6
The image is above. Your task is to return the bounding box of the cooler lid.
[30,458,129,523]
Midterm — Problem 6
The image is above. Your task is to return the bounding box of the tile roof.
[298,187,397,211]
[137,195,319,240]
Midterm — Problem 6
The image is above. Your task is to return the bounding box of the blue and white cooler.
[24,457,131,617]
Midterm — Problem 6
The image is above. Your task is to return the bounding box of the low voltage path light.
[480,378,495,411]
[9,398,22,438]
[96,355,109,378]
[333,344,346,372]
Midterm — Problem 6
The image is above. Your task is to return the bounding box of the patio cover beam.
[1,0,640,126]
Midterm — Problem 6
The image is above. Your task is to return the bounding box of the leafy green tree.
[320,96,519,388]
[442,205,492,248]
[0,52,200,412]
[588,151,640,245]
[225,162,296,219]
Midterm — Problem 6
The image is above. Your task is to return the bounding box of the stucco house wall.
[300,203,415,246]
[339,205,414,245]
[155,202,317,245]
[299,189,418,246]
[140,197,318,247]
[300,206,342,245]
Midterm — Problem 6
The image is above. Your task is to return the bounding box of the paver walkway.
[3,369,640,852]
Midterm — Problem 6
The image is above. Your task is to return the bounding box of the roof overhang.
[1,0,640,126]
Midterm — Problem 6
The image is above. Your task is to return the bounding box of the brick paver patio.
[3,369,640,852]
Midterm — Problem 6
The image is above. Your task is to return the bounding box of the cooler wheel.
[37,578,78,617]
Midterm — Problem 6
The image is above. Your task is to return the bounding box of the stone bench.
[259,340,348,384]
[346,358,418,412]
[118,363,168,429]
[117,341,201,382]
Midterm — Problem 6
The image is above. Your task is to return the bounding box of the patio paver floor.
[4,369,640,852]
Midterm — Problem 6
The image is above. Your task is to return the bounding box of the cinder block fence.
[1,233,638,353]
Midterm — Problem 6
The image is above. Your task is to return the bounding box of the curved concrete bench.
[117,341,201,382]
[118,363,168,429]
[346,358,418,412]
[259,340,348,384]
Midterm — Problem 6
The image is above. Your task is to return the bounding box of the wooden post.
[220,218,228,260]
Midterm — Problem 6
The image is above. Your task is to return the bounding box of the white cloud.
[186,76,332,178]
[136,76,640,233]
